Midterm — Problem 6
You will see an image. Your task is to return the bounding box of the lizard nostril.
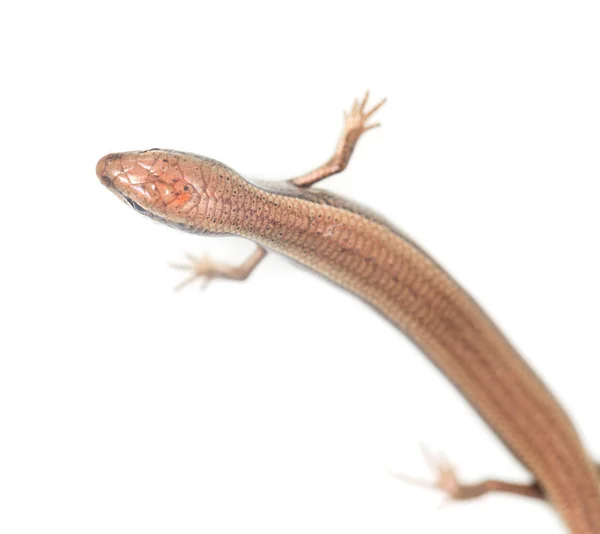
[96,154,109,180]
[96,153,121,183]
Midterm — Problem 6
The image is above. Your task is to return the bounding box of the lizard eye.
[125,197,148,216]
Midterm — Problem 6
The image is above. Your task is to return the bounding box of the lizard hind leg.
[391,445,544,505]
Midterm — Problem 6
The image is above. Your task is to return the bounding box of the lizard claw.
[169,253,221,291]
[343,91,386,136]
[391,445,465,502]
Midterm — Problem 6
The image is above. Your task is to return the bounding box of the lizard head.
[96,149,246,234]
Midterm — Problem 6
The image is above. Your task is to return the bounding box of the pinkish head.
[96,149,235,234]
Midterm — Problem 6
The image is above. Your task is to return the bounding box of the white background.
[2,1,600,533]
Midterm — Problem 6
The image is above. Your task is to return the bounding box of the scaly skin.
[96,97,600,533]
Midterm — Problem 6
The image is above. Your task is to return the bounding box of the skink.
[96,93,600,533]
